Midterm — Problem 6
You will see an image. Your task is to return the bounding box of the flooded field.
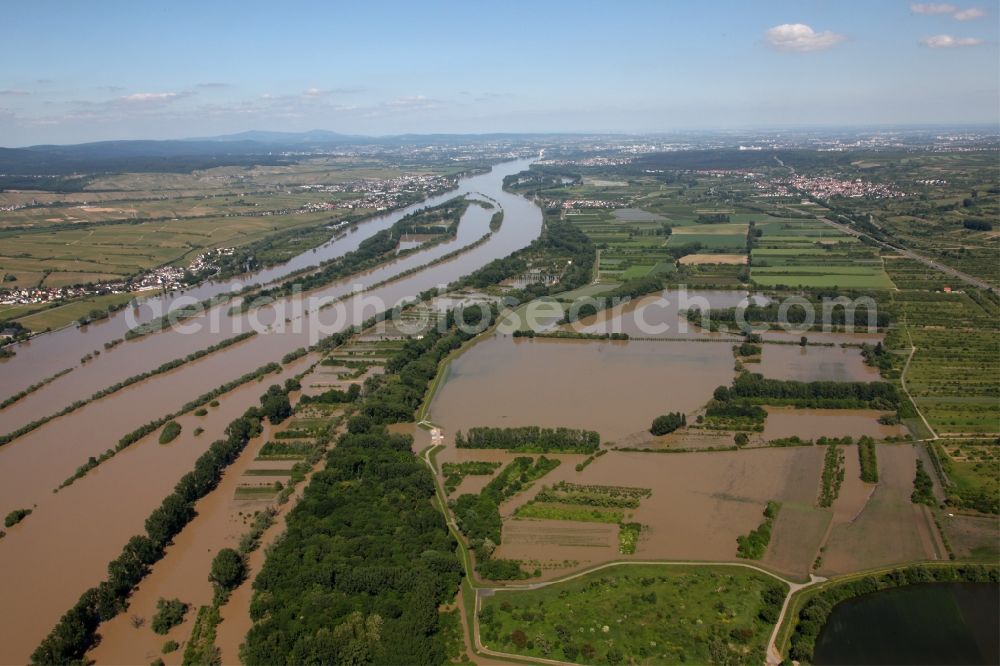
[757,344,878,382]
[762,407,907,441]
[0,159,551,663]
[489,447,825,580]
[763,502,831,579]
[565,290,762,340]
[0,357,310,664]
[819,444,939,575]
[0,158,542,420]
[429,335,735,443]
[80,347,358,664]
[762,329,883,345]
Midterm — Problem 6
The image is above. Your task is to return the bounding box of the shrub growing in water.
[158,421,181,445]
[4,508,32,528]
[151,598,188,635]
[650,412,686,436]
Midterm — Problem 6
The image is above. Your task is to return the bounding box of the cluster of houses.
[785,175,905,200]
[0,199,38,213]
[750,173,905,200]
[561,199,622,209]
[0,248,235,307]
[295,173,455,212]
[539,156,633,167]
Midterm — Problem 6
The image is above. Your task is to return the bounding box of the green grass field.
[514,503,626,524]
[478,564,787,665]
[893,290,999,435]
[12,291,137,332]
[669,233,748,250]
[750,266,896,289]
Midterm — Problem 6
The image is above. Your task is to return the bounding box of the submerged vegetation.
[151,598,188,635]
[714,373,900,411]
[158,420,182,445]
[818,443,846,508]
[452,455,561,580]
[736,501,780,560]
[455,426,600,453]
[4,508,32,528]
[31,379,299,664]
[649,411,686,436]
[5,141,999,666]
[441,460,502,494]
[0,331,258,449]
[858,436,879,483]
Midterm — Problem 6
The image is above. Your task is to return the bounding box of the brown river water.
[0,159,543,663]
[0,358,307,663]
[0,159,907,661]
[0,159,539,424]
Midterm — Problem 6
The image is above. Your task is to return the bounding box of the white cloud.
[954,7,986,20]
[911,3,958,14]
[386,95,430,107]
[0,89,30,96]
[302,87,326,98]
[911,3,987,20]
[121,92,179,103]
[920,34,984,47]
[765,24,846,52]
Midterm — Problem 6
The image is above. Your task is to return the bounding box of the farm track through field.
[420,444,823,666]
[900,334,938,441]
[820,217,999,295]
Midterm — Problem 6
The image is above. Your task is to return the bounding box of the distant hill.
[0,130,585,182]
[191,129,364,144]
[0,139,297,178]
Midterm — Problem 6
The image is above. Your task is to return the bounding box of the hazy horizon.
[2,0,998,146]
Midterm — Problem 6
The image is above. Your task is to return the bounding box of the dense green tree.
[650,412,686,436]
[209,548,246,592]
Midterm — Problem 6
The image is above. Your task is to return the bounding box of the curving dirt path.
[419,444,824,666]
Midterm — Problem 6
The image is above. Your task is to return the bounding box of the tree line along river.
[0,158,542,663]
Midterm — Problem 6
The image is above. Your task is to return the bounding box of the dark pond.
[814,582,999,665]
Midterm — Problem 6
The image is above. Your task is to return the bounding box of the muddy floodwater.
[565,290,765,340]
[762,407,907,440]
[0,158,542,416]
[819,444,939,575]
[429,335,735,443]
[0,158,545,664]
[762,329,883,345]
[0,358,308,664]
[491,447,825,580]
[757,344,878,382]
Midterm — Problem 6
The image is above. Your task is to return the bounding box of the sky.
[1,0,998,146]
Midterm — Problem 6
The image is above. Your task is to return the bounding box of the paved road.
[821,216,999,294]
